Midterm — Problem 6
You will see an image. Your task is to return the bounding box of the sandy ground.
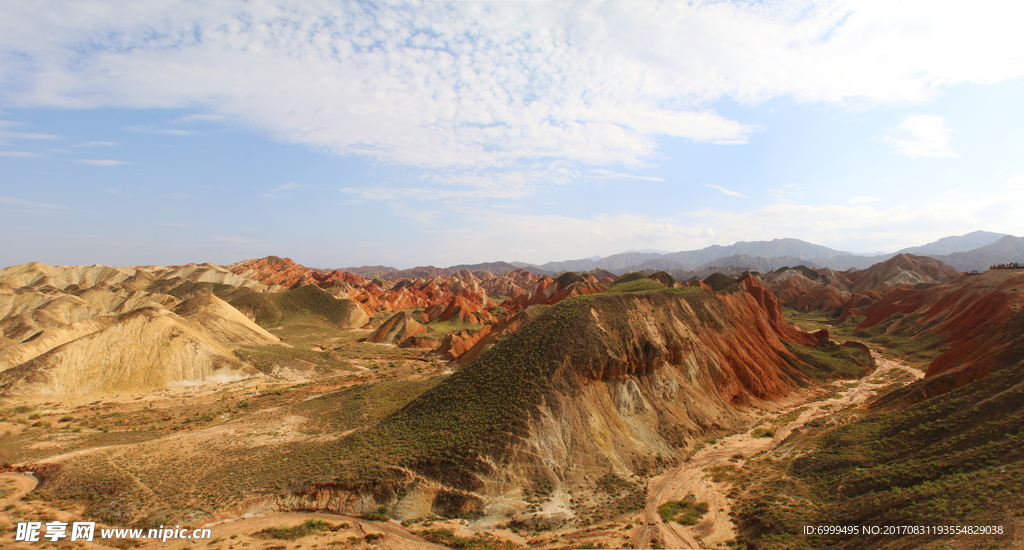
[633,351,923,550]
[0,472,39,507]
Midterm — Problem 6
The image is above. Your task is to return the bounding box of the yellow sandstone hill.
[0,263,282,396]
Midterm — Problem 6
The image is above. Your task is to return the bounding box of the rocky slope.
[856,267,1024,402]
[367,311,427,345]
[844,253,960,294]
[762,265,851,313]
[759,254,961,316]
[227,256,366,290]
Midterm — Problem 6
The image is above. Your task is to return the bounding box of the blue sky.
[2,0,1023,269]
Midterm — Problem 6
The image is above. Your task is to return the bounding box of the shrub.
[363,506,390,521]
[257,519,335,540]
[658,498,710,525]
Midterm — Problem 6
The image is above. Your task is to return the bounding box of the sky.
[2,0,1024,269]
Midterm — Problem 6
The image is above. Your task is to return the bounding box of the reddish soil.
[858,269,1024,397]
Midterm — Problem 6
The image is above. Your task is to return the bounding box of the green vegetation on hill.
[605,271,692,294]
[227,292,282,325]
[611,272,647,285]
[277,284,354,324]
[783,307,945,368]
[606,278,666,293]
[647,270,676,288]
[782,340,873,381]
[853,312,946,364]
[368,296,590,485]
[658,498,709,525]
[555,271,585,287]
[228,284,361,327]
[702,272,739,292]
[148,280,254,301]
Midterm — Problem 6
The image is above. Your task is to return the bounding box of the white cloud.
[260,182,301,198]
[0,196,68,210]
[687,185,1024,253]
[768,183,801,203]
[882,115,958,158]
[176,114,227,123]
[705,184,745,197]
[342,165,572,202]
[125,126,192,136]
[1004,173,1024,190]
[77,141,116,147]
[0,120,61,140]
[588,169,666,182]
[4,0,1020,176]
[0,151,42,157]
[849,196,881,203]
[75,159,127,166]
[390,203,441,225]
[456,212,716,263]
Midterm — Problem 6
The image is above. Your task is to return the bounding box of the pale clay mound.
[1,301,276,396]
[0,263,284,395]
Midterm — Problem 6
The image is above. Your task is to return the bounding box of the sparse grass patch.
[658,498,709,525]
[416,527,521,549]
[772,407,807,427]
[750,427,775,438]
[852,312,946,365]
[708,465,741,483]
[606,278,666,294]
[362,505,390,521]
[425,320,484,335]
[702,272,740,292]
[782,340,872,381]
[257,518,336,540]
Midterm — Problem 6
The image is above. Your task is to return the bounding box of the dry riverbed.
[633,351,922,550]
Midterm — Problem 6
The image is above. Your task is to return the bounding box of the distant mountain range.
[337,231,1023,277]
[897,230,1008,256]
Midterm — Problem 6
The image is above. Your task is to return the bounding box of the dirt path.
[633,351,922,550]
[0,472,39,507]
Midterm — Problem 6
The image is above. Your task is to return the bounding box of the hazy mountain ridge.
[896,230,1008,255]
[929,235,1024,271]
[697,254,822,273]
[324,233,1023,278]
